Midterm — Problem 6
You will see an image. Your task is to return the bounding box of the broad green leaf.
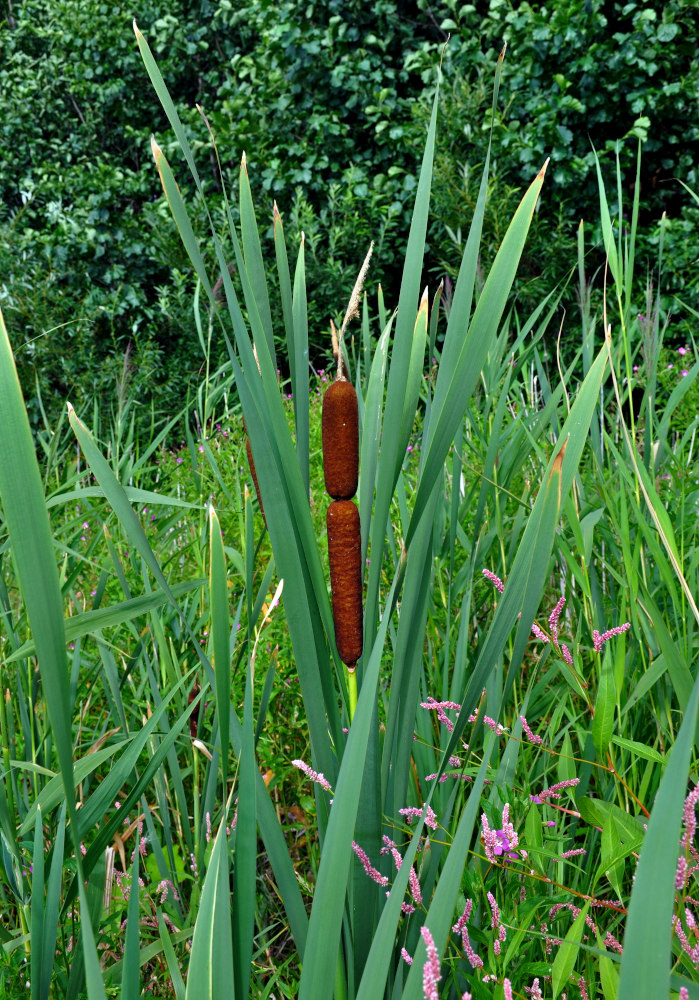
[599,954,619,1000]
[611,736,664,764]
[592,652,616,757]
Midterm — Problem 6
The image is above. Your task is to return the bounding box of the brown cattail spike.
[322,378,359,500]
[327,500,363,667]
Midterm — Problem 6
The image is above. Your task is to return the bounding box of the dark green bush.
[0,0,696,434]
[411,0,699,335]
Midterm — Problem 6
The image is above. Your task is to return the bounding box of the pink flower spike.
[503,978,513,1000]
[531,622,550,643]
[482,568,505,593]
[560,847,587,859]
[352,842,388,887]
[401,947,413,966]
[292,759,333,792]
[420,926,442,1000]
[536,777,580,801]
[520,715,543,745]
[548,596,566,642]
[593,621,631,652]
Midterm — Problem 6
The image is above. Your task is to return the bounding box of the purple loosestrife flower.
[420,926,442,1000]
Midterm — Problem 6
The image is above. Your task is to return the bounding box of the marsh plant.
[0,22,697,1000]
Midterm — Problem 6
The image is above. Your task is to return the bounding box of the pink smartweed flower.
[420,926,442,1000]
[673,911,699,965]
[531,622,550,643]
[487,891,507,955]
[559,847,587,860]
[468,712,508,735]
[577,977,590,1000]
[421,696,460,733]
[482,568,505,593]
[503,978,513,1000]
[525,979,544,999]
[593,622,631,652]
[400,804,438,831]
[535,778,580,801]
[157,879,179,903]
[549,596,566,640]
[401,947,413,965]
[382,836,423,904]
[453,899,483,969]
[679,988,689,1000]
[520,715,543,745]
[679,347,688,355]
[292,759,332,793]
[352,842,388,887]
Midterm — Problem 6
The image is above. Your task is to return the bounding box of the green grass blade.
[407,161,548,548]
[239,154,275,365]
[150,139,215,303]
[0,307,82,858]
[291,234,310,496]
[78,881,108,1000]
[209,506,231,788]
[297,565,404,1000]
[30,808,45,1000]
[617,673,699,999]
[185,820,234,1000]
[8,580,204,663]
[232,653,257,1000]
[119,849,141,1000]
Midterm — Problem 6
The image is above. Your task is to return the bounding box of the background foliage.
[0,0,696,433]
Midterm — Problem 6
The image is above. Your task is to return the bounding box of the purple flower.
[678,347,688,355]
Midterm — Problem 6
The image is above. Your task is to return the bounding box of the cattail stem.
[347,668,358,722]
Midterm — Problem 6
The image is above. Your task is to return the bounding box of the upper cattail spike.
[339,242,374,341]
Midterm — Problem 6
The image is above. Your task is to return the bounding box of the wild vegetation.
[0,8,698,1000]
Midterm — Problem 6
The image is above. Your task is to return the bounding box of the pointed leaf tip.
[499,41,507,61]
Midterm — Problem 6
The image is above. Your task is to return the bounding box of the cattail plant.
[322,246,372,708]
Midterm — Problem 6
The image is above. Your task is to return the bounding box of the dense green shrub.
[412,0,699,336]
[0,0,696,433]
